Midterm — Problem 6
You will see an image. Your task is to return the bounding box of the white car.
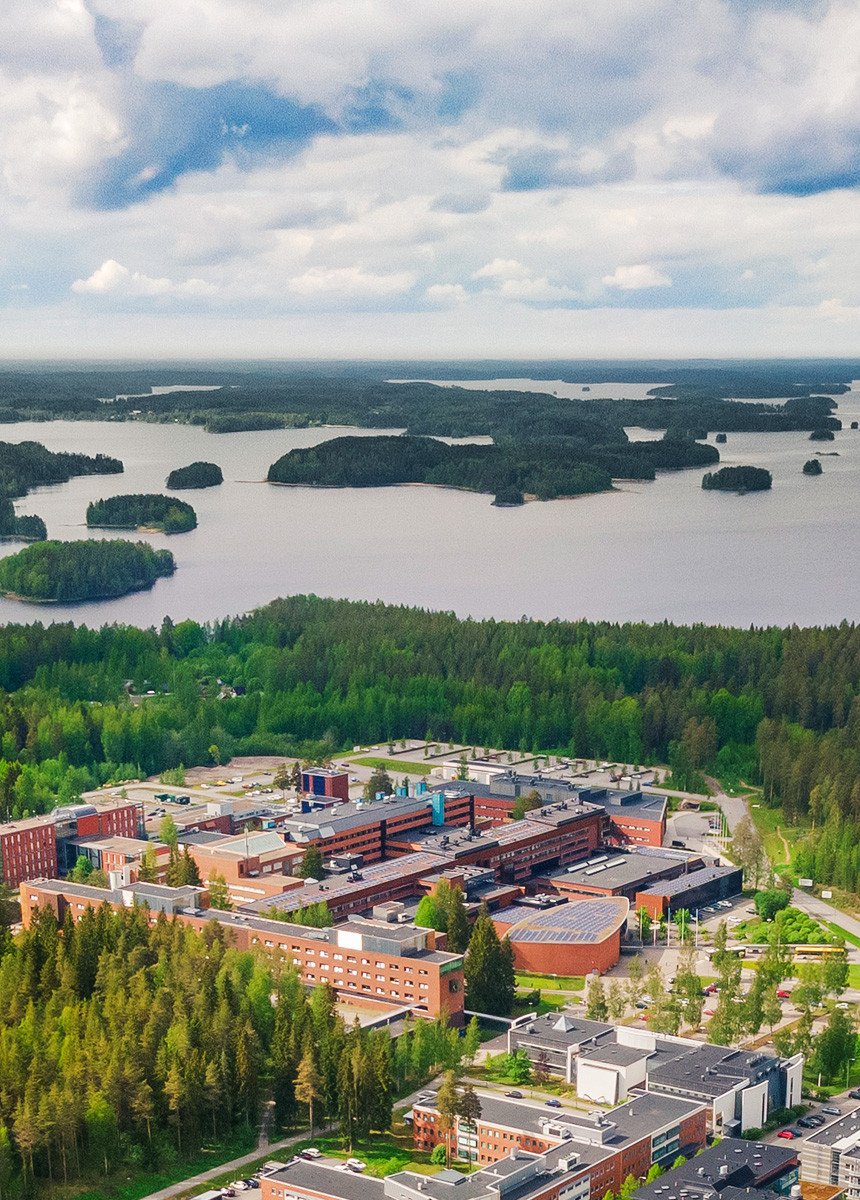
[301,1148,322,1160]
[346,1159,367,1172]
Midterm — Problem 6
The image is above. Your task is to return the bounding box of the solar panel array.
[504,896,628,944]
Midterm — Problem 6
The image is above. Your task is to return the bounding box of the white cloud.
[72,259,215,296]
[426,283,468,304]
[602,264,672,290]
[287,266,415,298]
[2,0,860,350]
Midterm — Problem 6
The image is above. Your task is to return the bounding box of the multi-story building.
[20,878,465,1023]
[410,1089,707,1184]
[302,767,350,803]
[430,776,668,848]
[0,816,56,888]
[0,799,142,887]
[70,835,171,884]
[630,1139,800,1200]
[507,1013,803,1135]
[802,1108,860,1199]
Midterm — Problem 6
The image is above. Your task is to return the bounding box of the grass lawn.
[512,993,567,1016]
[66,1131,258,1200]
[289,1120,442,1179]
[747,803,809,872]
[848,964,860,988]
[825,922,860,949]
[352,756,433,775]
[515,972,585,991]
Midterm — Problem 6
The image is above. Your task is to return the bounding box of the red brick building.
[20,879,465,1024]
[0,817,56,888]
[411,1090,707,1186]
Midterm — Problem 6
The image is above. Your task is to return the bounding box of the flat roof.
[416,1088,702,1147]
[267,1156,384,1200]
[805,1106,860,1147]
[639,864,742,897]
[549,852,696,892]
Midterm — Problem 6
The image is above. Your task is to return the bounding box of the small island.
[0,539,175,602]
[803,459,823,475]
[809,428,836,441]
[87,493,197,534]
[0,499,46,542]
[166,461,223,489]
[715,433,727,444]
[702,465,772,493]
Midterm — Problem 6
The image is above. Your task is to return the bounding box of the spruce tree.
[464,910,515,1016]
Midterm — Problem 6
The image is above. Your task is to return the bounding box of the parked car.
[301,1148,322,1159]
[822,1106,842,1116]
[776,989,791,999]
[545,1099,562,1108]
[504,1090,523,1098]
[635,1000,649,1009]
[798,1117,818,1129]
[806,1115,827,1127]
[230,1184,249,1192]
[777,1130,799,1139]
[346,1159,367,1172]
[849,1090,860,1100]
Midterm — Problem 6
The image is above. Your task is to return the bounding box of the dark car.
[504,1090,523,1099]
[797,1117,818,1129]
[850,1090,860,1100]
[545,1099,562,1108]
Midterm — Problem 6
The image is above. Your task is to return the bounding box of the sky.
[4,0,860,360]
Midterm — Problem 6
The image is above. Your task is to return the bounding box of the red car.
[777,1130,798,1139]
[777,990,791,999]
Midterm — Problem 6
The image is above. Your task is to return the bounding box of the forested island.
[267,433,719,502]
[0,362,846,441]
[702,466,773,492]
[166,460,223,488]
[0,539,174,602]
[803,459,823,475]
[0,440,122,500]
[0,499,46,541]
[86,493,197,533]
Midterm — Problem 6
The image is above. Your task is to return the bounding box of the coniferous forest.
[86,494,197,534]
[0,596,854,884]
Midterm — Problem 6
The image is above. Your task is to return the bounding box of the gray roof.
[549,852,702,893]
[579,1043,649,1068]
[639,865,742,898]
[805,1106,860,1147]
[416,1087,702,1148]
[267,1156,384,1200]
[510,1011,615,1048]
[630,1138,797,1200]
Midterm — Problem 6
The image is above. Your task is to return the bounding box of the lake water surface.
[2,380,859,630]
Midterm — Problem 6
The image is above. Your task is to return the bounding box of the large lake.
[2,379,859,629]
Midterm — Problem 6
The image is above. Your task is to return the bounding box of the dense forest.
[86,494,197,534]
[0,501,46,543]
[0,596,855,889]
[0,364,846,442]
[267,433,719,502]
[701,466,773,492]
[0,901,458,1196]
[0,442,121,501]
[166,462,223,489]
[0,540,174,603]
